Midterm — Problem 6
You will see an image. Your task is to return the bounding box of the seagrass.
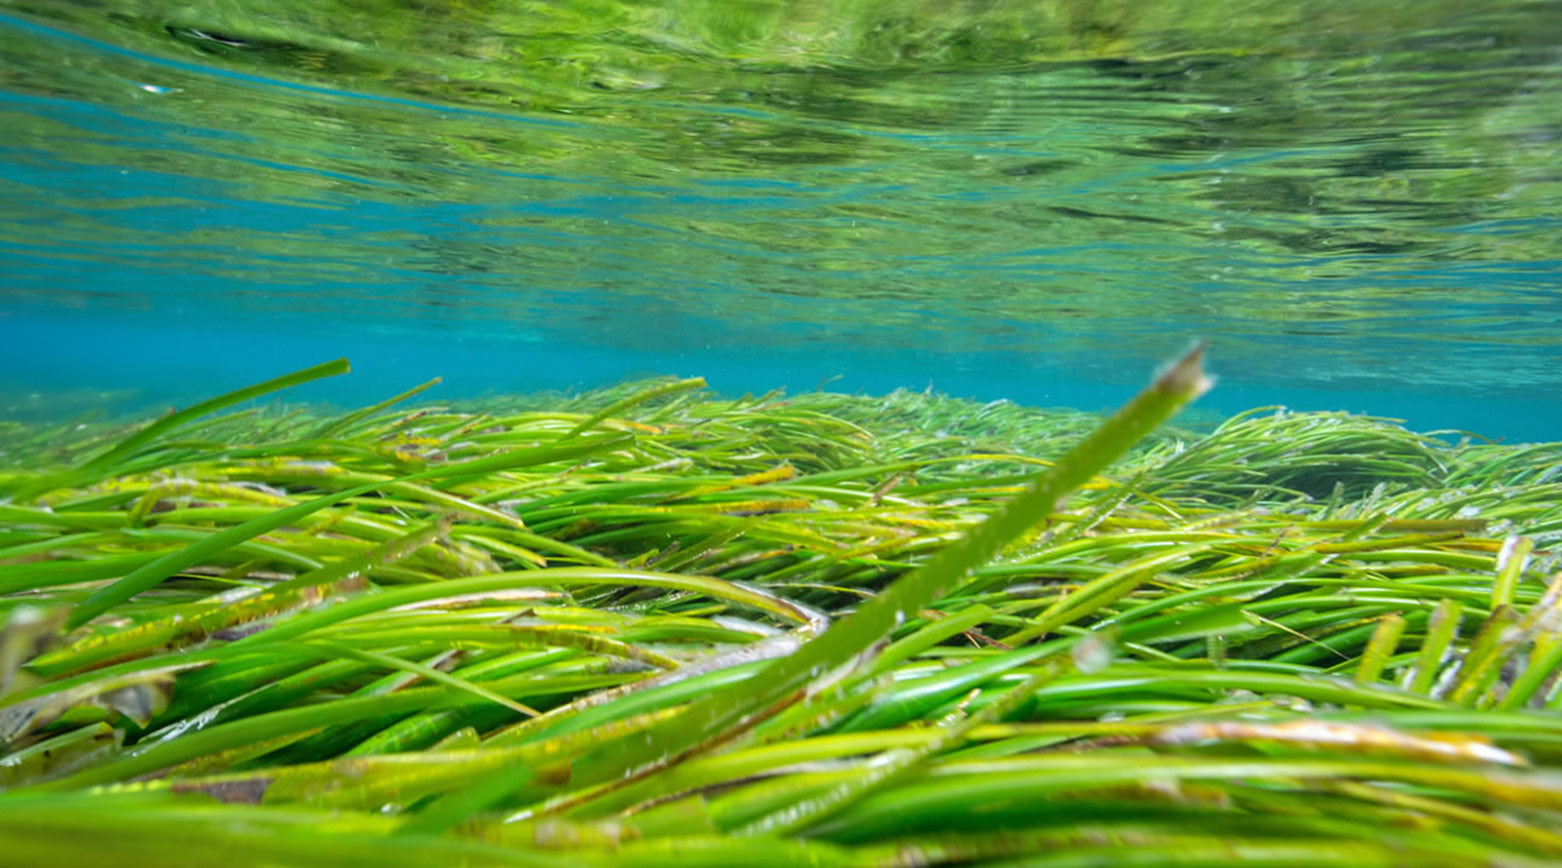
[2,350,1560,866]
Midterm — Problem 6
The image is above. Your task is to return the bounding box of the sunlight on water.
[1,1,1560,438]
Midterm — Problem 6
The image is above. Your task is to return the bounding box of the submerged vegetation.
[2,352,1562,866]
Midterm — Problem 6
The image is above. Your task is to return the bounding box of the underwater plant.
[1,345,1561,866]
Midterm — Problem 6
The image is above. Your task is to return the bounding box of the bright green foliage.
[2,354,1562,865]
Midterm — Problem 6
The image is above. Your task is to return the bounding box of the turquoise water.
[2,2,1560,439]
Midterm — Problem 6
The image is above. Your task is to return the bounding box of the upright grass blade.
[407,345,1212,831]
[309,377,443,441]
[576,343,1208,769]
[81,358,351,474]
[1494,535,1534,608]
[1355,614,1406,685]
[1406,598,1462,695]
[7,359,352,502]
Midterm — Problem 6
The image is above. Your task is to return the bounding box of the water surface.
[2,1,1559,438]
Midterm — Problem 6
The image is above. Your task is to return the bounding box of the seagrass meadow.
[3,349,1562,867]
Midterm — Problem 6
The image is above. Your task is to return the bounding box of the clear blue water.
[2,3,1561,440]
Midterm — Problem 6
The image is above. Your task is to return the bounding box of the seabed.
[2,354,1561,867]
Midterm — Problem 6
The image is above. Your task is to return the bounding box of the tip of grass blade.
[1155,341,1215,398]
